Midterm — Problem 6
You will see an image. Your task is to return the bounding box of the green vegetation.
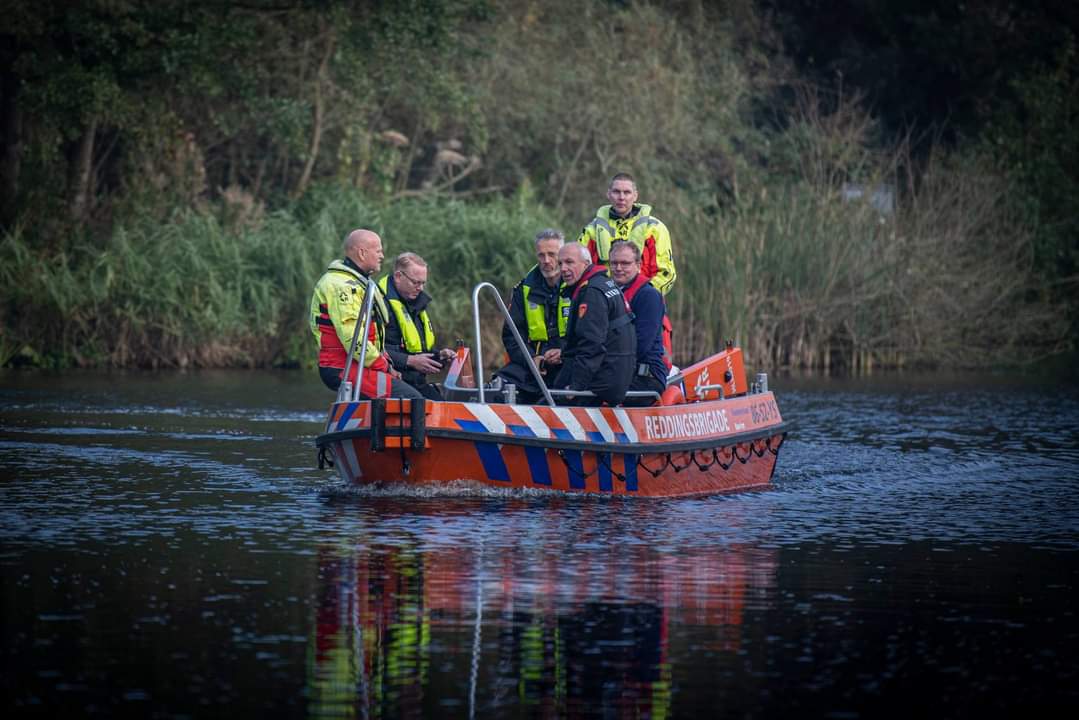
[1,0,1075,370]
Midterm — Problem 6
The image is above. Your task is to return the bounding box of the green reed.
[0,187,559,368]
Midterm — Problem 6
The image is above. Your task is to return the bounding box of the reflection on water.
[308,503,776,718]
[1,368,1079,717]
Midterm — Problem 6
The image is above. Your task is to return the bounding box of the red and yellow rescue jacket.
[578,203,676,295]
[309,259,394,396]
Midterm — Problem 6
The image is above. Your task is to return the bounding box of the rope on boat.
[559,433,787,483]
[392,406,411,476]
[317,446,335,470]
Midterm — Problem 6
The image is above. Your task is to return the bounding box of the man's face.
[394,264,428,301]
[607,179,638,217]
[608,246,640,286]
[357,236,384,274]
[558,246,589,285]
[535,239,562,284]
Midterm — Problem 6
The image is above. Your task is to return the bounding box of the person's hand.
[407,353,444,374]
[437,347,456,363]
[389,368,402,380]
[533,355,547,375]
[542,348,562,365]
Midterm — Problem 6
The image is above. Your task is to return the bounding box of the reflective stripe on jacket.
[577,203,676,295]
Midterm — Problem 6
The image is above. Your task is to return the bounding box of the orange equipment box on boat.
[677,347,748,402]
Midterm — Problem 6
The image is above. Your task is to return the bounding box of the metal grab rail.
[471,282,555,406]
[469,282,662,406]
[338,275,377,403]
[694,383,726,400]
[547,388,662,402]
[338,278,665,407]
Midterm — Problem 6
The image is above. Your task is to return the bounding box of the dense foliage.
[1,0,1075,369]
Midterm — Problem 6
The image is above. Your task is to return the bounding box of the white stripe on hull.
[465,402,507,434]
[510,405,552,438]
[585,408,617,443]
[611,407,639,443]
[551,408,588,440]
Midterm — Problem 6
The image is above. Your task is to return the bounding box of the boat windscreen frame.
[471,281,556,406]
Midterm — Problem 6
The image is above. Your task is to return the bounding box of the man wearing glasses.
[377,252,456,400]
[607,241,672,406]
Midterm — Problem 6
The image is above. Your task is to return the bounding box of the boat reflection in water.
[306,501,777,718]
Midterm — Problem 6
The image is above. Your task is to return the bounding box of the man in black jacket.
[378,252,455,400]
[494,229,569,402]
[552,244,636,406]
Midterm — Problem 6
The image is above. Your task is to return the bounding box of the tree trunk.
[294,30,335,199]
[0,68,21,225]
[70,118,98,222]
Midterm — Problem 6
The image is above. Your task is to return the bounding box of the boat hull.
[317,393,787,498]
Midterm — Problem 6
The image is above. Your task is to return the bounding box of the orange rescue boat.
[316,282,787,497]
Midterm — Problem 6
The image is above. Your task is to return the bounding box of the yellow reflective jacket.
[577,203,676,295]
[309,259,390,368]
[517,265,570,344]
[377,275,436,353]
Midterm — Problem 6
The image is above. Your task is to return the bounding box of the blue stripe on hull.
[455,419,510,482]
[507,424,552,486]
[588,432,612,492]
[552,428,585,489]
[525,447,552,485]
[336,402,358,431]
[623,455,638,492]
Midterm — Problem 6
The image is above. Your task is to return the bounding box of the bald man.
[309,228,423,399]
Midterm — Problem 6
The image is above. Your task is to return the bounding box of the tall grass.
[0,94,1068,372]
[0,186,560,368]
[666,92,1069,370]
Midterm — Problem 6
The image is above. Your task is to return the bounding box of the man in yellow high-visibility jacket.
[377,252,454,400]
[577,173,676,296]
[494,229,571,403]
[308,229,423,399]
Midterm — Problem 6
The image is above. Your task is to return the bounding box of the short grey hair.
[609,240,641,262]
[562,243,591,262]
[394,252,427,273]
[534,228,564,248]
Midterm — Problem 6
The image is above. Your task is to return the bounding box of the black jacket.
[382,277,435,388]
[553,265,636,405]
[502,265,565,368]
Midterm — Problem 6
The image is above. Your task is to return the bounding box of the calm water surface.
[2,369,1078,718]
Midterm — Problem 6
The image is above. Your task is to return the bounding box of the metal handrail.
[339,278,665,408]
[471,282,555,406]
[547,388,662,402]
[695,383,727,400]
[338,275,377,403]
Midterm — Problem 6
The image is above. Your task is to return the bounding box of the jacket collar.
[618,272,650,301]
[567,264,608,300]
[600,203,649,221]
[327,258,369,282]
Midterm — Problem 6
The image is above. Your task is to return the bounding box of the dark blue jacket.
[621,276,667,385]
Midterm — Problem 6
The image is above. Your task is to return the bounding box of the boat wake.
[320,479,623,500]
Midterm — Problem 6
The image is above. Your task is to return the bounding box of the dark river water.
[2,368,1078,718]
